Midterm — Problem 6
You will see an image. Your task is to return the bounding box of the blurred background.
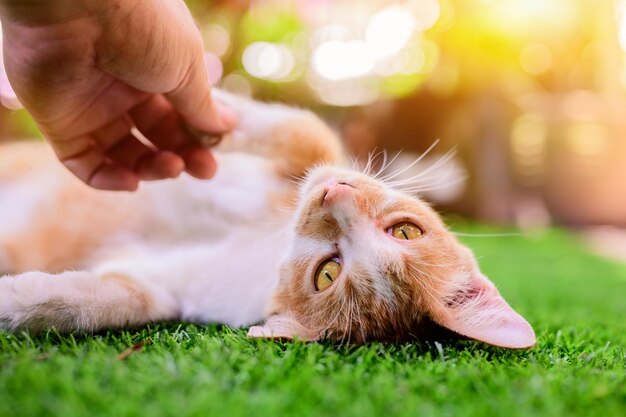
[2,0,626,255]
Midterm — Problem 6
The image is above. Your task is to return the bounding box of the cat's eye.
[314,259,341,291]
[389,222,423,240]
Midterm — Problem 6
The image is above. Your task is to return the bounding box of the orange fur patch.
[269,118,344,177]
[101,272,152,314]
[1,142,142,272]
[269,167,480,344]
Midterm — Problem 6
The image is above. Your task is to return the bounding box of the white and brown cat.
[0,92,535,348]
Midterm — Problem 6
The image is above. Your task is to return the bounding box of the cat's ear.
[247,313,320,341]
[430,271,536,349]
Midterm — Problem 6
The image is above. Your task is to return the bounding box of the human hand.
[0,0,235,190]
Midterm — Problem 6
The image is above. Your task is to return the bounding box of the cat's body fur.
[0,92,535,348]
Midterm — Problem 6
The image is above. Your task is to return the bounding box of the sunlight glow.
[242,42,295,80]
[310,24,355,47]
[511,114,547,185]
[219,72,253,97]
[312,40,375,80]
[618,1,626,52]
[409,0,441,31]
[202,24,231,57]
[519,43,553,75]
[308,76,380,107]
[365,5,417,59]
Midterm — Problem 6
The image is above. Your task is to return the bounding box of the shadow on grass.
[0,318,532,365]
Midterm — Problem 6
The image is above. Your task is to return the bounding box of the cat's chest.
[139,153,292,242]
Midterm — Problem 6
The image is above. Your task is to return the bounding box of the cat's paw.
[0,272,49,332]
[0,276,22,331]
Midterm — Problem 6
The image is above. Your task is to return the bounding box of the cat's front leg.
[214,90,345,177]
[0,270,179,333]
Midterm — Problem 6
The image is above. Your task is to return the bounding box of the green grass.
[1,228,625,417]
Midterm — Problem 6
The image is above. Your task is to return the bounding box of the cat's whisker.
[396,175,467,195]
[451,232,522,238]
[322,295,347,340]
[384,145,457,187]
[404,146,458,181]
[371,149,400,180]
[347,293,355,345]
[384,147,457,186]
[392,171,462,190]
[386,168,457,188]
[407,266,452,311]
[378,139,441,183]
[361,148,385,178]
[353,292,366,343]
[339,291,355,346]
[371,149,391,179]
[376,149,389,179]
[411,260,465,268]
[362,149,382,176]
[374,150,405,180]
[408,264,448,289]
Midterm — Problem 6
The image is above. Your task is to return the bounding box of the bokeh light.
[365,5,417,59]
[204,53,223,85]
[3,0,626,226]
[219,72,253,97]
[409,0,441,31]
[519,43,553,75]
[312,40,375,80]
[202,24,231,58]
[242,42,295,81]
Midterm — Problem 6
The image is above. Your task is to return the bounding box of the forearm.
[0,0,113,24]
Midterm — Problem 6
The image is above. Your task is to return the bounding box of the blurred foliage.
[3,0,624,136]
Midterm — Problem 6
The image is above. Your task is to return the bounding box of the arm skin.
[0,0,236,190]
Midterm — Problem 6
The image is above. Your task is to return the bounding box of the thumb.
[165,57,236,134]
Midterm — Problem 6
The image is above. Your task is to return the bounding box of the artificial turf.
[0,227,624,417]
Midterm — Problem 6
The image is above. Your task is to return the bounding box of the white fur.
[0,92,535,348]
[0,92,306,331]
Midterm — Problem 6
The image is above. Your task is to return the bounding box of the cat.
[0,91,535,348]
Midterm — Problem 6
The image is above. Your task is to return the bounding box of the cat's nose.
[323,181,355,205]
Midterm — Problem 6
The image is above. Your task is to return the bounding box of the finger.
[104,129,185,181]
[128,97,188,151]
[179,145,218,179]
[91,113,184,181]
[165,59,237,134]
[50,137,139,191]
[135,151,185,181]
[89,163,140,191]
[127,96,218,179]
[105,134,152,168]
[129,95,224,152]
[91,117,136,151]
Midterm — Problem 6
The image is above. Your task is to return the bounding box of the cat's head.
[249,165,535,349]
